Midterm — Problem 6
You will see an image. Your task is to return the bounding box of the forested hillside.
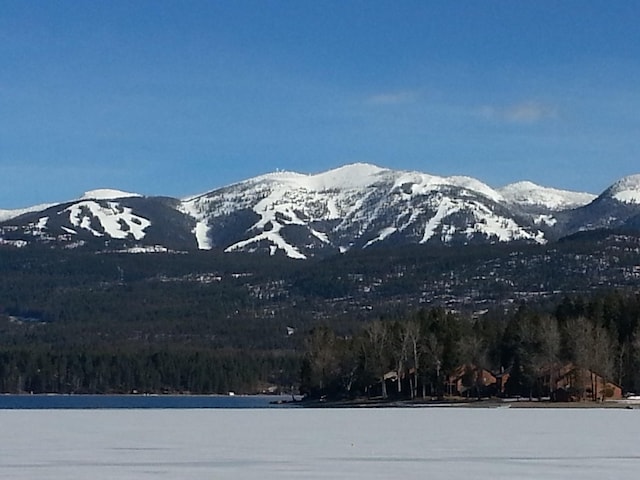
[1,229,639,395]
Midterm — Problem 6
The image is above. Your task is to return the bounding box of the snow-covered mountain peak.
[499,181,596,211]
[178,164,553,258]
[605,174,640,204]
[251,163,389,191]
[306,163,389,190]
[250,170,308,185]
[81,189,142,201]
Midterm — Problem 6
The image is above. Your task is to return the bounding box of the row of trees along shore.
[0,347,299,395]
[1,291,638,397]
[300,292,640,401]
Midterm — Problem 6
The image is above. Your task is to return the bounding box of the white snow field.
[1,408,639,479]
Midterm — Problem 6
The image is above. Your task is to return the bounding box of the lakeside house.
[542,363,623,402]
[446,364,507,398]
[446,363,622,402]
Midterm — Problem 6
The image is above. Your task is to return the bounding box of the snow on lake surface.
[1,408,639,479]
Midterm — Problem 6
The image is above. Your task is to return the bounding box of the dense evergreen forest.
[0,347,299,395]
[301,292,640,401]
[0,232,639,396]
[0,248,305,393]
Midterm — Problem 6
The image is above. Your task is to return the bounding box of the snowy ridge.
[499,181,596,211]
[250,163,388,191]
[2,164,639,257]
[0,203,57,222]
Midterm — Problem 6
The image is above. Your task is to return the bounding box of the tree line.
[300,291,640,401]
[0,347,299,395]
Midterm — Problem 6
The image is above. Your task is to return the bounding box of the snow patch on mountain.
[421,197,461,243]
[35,216,48,232]
[179,201,212,249]
[499,181,596,210]
[364,226,398,248]
[222,183,312,259]
[113,245,174,254]
[65,201,151,240]
[193,221,212,250]
[534,214,557,226]
[0,238,27,248]
[419,195,545,244]
[20,216,51,239]
[468,208,545,244]
[310,228,330,244]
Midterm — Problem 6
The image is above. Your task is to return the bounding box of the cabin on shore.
[446,364,508,398]
[446,362,622,402]
[542,363,622,402]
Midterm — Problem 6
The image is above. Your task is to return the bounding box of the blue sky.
[1,1,639,208]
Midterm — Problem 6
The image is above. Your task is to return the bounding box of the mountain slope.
[555,174,640,234]
[0,193,196,251]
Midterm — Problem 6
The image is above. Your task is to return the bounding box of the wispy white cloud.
[365,90,421,106]
[478,101,558,124]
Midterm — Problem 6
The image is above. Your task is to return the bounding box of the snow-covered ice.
[1,408,639,479]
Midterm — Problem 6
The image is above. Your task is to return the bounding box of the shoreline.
[298,397,640,409]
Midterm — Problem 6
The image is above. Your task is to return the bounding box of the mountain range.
[1,163,640,259]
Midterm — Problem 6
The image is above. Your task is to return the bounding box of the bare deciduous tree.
[402,319,421,399]
[363,320,390,399]
[564,316,615,400]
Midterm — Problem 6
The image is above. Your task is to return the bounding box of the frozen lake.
[1,407,639,479]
